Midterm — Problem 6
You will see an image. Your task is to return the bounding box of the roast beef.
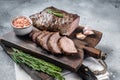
[39,32,53,50]
[58,36,78,55]
[29,30,38,38]
[30,6,80,36]
[36,31,49,45]
[32,31,42,42]
[48,32,61,54]
[29,30,78,55]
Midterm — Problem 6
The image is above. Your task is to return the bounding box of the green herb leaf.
[47,9,63,18]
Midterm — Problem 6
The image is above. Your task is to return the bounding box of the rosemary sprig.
[47,9,63,18]
[11,48,65,80]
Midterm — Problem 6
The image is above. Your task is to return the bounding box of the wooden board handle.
[83,47,101,59]
[73,39,101,59]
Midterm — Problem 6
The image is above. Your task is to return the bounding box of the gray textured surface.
[0,0,120,80]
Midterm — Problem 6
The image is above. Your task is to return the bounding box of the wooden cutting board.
[0,26,102,72]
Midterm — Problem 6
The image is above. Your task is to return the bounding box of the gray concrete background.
[0,0,120,80]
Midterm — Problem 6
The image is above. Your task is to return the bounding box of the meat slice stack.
[30,30,78,55]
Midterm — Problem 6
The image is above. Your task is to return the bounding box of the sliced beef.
[48,32,61,54]
[58,36,78,55]
[29,30,38,38]
[30,6,80,36]
[39,32,53,50]
[30,30,78,55]
[36,31,49,45]
[32,31,42,42]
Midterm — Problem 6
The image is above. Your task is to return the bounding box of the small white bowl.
[11,16,33,36]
